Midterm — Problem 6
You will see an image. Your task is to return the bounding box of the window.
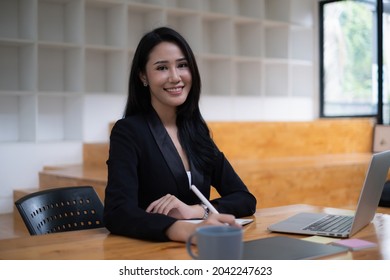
[319,0,390,124]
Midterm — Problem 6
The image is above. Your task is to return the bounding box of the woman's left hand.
[146,194,203,219]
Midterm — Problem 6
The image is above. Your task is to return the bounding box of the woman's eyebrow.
[153,57,187,65]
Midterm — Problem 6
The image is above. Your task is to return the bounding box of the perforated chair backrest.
[15,186,104,235]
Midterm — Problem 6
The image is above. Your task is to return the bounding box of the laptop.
[268,150,390,238]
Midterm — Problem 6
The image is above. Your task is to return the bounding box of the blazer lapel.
[145,110,189,196]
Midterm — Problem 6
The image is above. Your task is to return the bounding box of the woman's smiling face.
[141,41,192,114]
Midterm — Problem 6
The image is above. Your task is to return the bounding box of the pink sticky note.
[332,239,377,251]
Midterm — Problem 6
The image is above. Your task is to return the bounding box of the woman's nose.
[168,69,181,83]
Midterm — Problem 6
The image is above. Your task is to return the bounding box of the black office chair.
[15,186,104,235]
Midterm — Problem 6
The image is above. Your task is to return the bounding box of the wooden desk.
[1,204,390,260]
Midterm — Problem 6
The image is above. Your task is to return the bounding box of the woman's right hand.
[199,213,241,228]
[166,213,241,242]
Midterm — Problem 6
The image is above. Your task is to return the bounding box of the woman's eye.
[156,65,168,71]
[178,62,188,68]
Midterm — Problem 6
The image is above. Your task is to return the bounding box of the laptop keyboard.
[303,215,353,233]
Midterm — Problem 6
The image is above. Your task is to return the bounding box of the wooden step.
[38,164,107,201]
[12,188,39,234]
[0,212,30,240]
[208,118,374,159]
[83,142,109,169]
[231,153,373,208]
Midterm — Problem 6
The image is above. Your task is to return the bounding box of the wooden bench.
[207,118,376,208]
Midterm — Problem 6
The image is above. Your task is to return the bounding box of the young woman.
[104,27,257,242]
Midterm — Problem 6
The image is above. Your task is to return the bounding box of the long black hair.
[125,27,217,173]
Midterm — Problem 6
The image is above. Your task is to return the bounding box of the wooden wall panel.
[208,118,375,160]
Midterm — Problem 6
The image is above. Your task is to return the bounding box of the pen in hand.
[190,184,219,214]
[190,184,247,226]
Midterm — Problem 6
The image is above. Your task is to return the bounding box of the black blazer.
[104,110,257,241]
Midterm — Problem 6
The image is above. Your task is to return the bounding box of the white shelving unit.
[0,0,315,143]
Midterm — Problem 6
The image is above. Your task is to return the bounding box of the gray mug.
[186,226,243,260]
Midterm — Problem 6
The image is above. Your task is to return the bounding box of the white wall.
[0,142,83,213]
[83,94,127,142]
[200,96,315,121]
